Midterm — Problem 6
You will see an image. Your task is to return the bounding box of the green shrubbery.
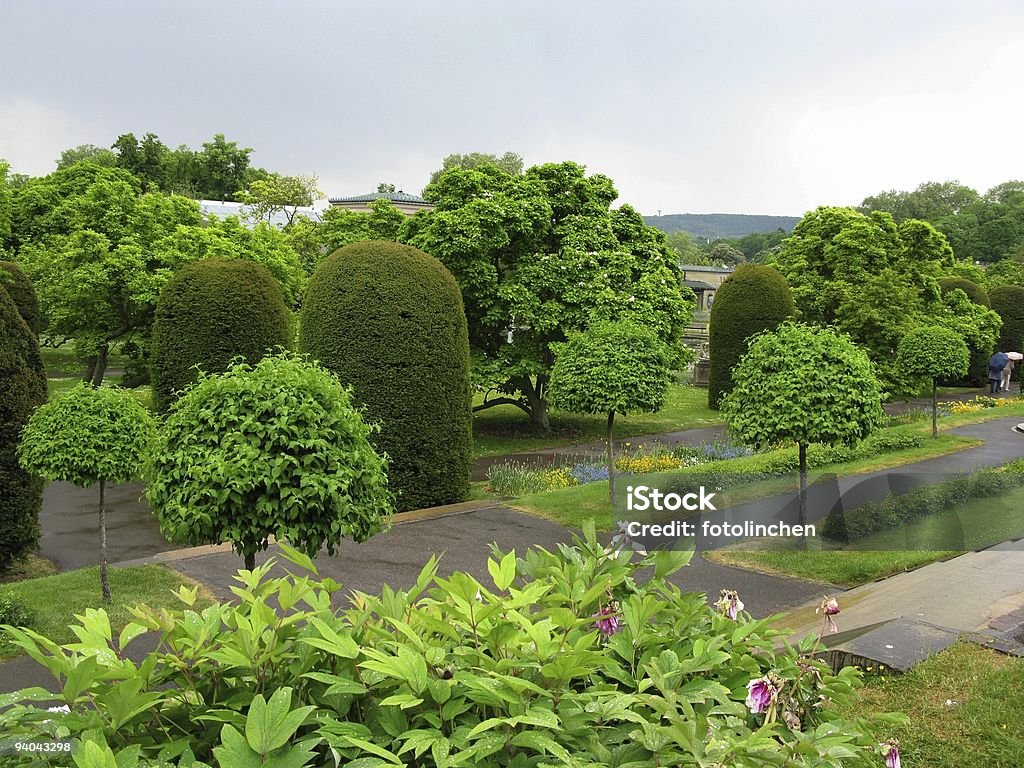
[938,277,989,307]
[300,241,472,512]
[0,530,892,766]
[937,278,992,386]
[0,260,42,335]
[823,463,1024,541]
[708,263,794,409]
[0,285,47,573]
[990,285,1024,379]
[150,259,293,411]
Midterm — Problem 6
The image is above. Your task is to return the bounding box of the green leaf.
[244,687,316,754]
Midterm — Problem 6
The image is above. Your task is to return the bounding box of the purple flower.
[817,596,841,634]
[746,675,779,714]
[593,603,621,637]
[714,589,744,620]
[881,739,901,768]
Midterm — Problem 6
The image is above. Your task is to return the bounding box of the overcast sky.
[2,1,1022,216]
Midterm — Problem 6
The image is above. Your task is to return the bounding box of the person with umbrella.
[988,351,1010,394]
[1002,351,1023,394]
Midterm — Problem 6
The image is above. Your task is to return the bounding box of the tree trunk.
[99,479,111,603]
[797,442,808,551]
[83,355,97,384]
[244,552,256,571]
[607,411,616,513]
[520,374,550,433]
[932,379,938,438]
[90,344,109,386]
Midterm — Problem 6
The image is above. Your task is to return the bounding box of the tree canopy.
[426,151,524,188]
[896,325,970,436]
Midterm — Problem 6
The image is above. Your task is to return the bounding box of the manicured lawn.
[471,382,721,458]
[0,565,213,660]
[510,430,981,530]
[840,643,1024,768]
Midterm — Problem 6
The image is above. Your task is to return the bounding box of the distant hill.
[644,213,800,240]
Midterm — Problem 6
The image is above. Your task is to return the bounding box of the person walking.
[1002,358,1016,394]
[988,351,1009,394]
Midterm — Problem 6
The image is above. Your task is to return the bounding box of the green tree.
[0,159,13,248]
[896,326,970,436]
[0,285,46,572]
[707,241,745,266]
[112,132,170,190]
[426,151,524,188]
[300,241,472,512]
[146,353,393,570]
[409,162,694,431]
[664,230,710,264]
[151,260,293,411]
[720,323,885,528]
[197,133,253,201]
[937,278,993,385]
[237,173,321,225]
[376,182,396,193]
[317,199,404,254]
[984,259,1024,290]
[56,144,117,170]
[708,264,794,409]
[17,385,155,601]
[549,321,672,509]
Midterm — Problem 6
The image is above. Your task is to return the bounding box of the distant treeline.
[644,213,800,240]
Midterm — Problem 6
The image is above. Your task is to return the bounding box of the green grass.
[840,643,1024,768]
[705,481,1024,586]
[0,565,213,660]
[471,382,721,458]
[509,430,981,530]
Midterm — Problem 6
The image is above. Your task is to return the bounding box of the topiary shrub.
[0,260,42,336]
[299,241,472,512]
[990,285,1024,380]
[708,263,794,409]
[150,259,293,411]
[0,286,47,573]
[938,276,989,307]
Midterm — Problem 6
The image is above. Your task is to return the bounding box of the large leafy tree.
[721,323,885,528]
[426,151,524,187]
[408,161,694,431]
[896,326,970,437]
[18,385,156,602]
[236,173,321,225]
[146,353,393,571]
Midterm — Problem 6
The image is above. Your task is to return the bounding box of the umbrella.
[1007,352,1023,361]
[989,352,1010,370]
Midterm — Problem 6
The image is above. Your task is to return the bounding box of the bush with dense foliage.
[0,285,46,573]
[0,528,897,766]
[896,325,970,436]
[708,263,794,409]
[300,241,472,512]
[937,276,989,307]
[18,384,156,602]
[0,260,42,335]
[990,285,1024,373]
[937,278,993,386]
[150,259,293,410]
[146,353,393,571]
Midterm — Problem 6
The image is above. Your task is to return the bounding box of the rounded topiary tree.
[146,353,394,571]
[896,326,970,437]
[938,276,989,307]
[990,285,1024,381]
[299,241,472,512]
[0,260,42,336]
[150,259,293,411]
[721,323,885,527]
[549,321,673,510]
[708,263,794,409]
[18,385,156,601]
[0,286,47,573]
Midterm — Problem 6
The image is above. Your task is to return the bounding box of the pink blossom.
[593,603,620,636]
[881,739,901,768]
[817,596,841,633]
[745,675,778,714]
[714,589,744,620]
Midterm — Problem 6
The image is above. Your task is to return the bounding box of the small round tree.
[17,385,156,601]
[150,259,293,411]
[720,323,885,527]
[0,286,47,573]
[299,241,472,512]
[708,264,794,409]
[145,352,393,571]
[0,260,43,336]
[896,326,970,437]
[990,285,1024,380]
[549,321,673,510]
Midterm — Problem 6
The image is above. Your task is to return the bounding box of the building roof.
[680,264,735,273]
[683,279,716,291]
[197,200,322,228]
[328,191,431,205]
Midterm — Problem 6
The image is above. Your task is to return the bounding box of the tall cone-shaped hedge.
[708,263,794,409]
[991,284,1024,381]
[0,260,42,336]
[299,241,472,512]
[0,284,47,571]
[151,259,293,411]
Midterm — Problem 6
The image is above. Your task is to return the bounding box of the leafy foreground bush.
[0,529,898,767]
